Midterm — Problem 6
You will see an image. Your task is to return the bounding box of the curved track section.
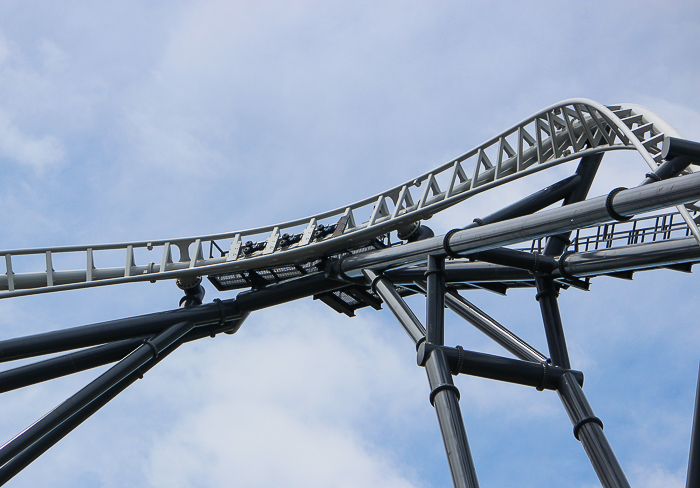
[0,99,686,298]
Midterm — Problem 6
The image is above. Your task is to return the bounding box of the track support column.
[558,373,630,488]
[424,255,479,488]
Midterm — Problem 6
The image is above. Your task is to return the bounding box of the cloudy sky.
[0,1,699,487]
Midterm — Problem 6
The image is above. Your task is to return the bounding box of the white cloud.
[0,108,64,171]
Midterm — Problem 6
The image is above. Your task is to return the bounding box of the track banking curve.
[0,99,692,298]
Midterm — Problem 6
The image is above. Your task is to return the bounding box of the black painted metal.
[362,269,425,345]
[0,321,200,486]
[558,373,630,488]
[464,174,581,230]
[687,364,700,488]
[642,156,693,185]
[424,347,480,488]
[0,321,195,472]
[535,277,570,369]
[544,153,603,257]
[0,272,341,363]
[468,248,557,274]
[385,262,534,284]
[426,255,446,346]
[0,339,142,393]
[662,137,700,162]
[422,253,479,488]
[417,343,583,390]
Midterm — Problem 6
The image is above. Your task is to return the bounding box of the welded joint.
[645,172,662,182]
[573,416,604,441]
[429,384,461,406]
[606,187,633,222]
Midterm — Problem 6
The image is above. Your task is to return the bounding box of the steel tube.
[426,256,446,345]
[0,272,340,362]
[386,262,534,284]
[424,347,480,488]
[0,339,142,393]
[686,364,700,488]
[441,288,546,363]
[535,276,570,369]
[0,314,214,486]
[545,153,603,256]
[558,372,630,488]
[0,312,250,393]
[463,174,581,229]
[0,321,195,468]
[340,172,700,277]
[418,343,582,390]
[362,270,425,344]
[559,236,700,278]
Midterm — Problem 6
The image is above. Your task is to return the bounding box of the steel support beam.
[423,254,479,488]
[412,282,545,363]
[0,319,203,486]
[558,373,630,488]
[362,269,425,344]
[535,277,569,369]
[426,256,446,346]
[340,171,700,277]
[424,347,480,488]
[418,343,583,390]
[0,271,341,362]
[0,321,196,472]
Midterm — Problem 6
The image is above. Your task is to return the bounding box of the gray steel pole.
[558,373,630,488]
[362,269,425,345]
[340,172,700,277]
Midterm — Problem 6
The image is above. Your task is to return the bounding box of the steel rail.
[0,99,680,298]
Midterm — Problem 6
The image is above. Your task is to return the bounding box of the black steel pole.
[535,277,570,369]
[424,254,479,488]
[426,255,446,346]
[362,269,425,345]
[0,338,142,393]
[424,347,480,488]
[0,321,199,486]
[686,363,700,488]
[544,152,602,257]
[0,311,249,396]
[0,321,195,469]
[558,373,630,488]
[418,343,583,390]
[0,271,341,363]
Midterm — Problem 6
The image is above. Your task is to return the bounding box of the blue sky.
[0,1,699,487]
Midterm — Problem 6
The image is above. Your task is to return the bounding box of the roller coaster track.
[2,98,698,299]
[3,99,700,488]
